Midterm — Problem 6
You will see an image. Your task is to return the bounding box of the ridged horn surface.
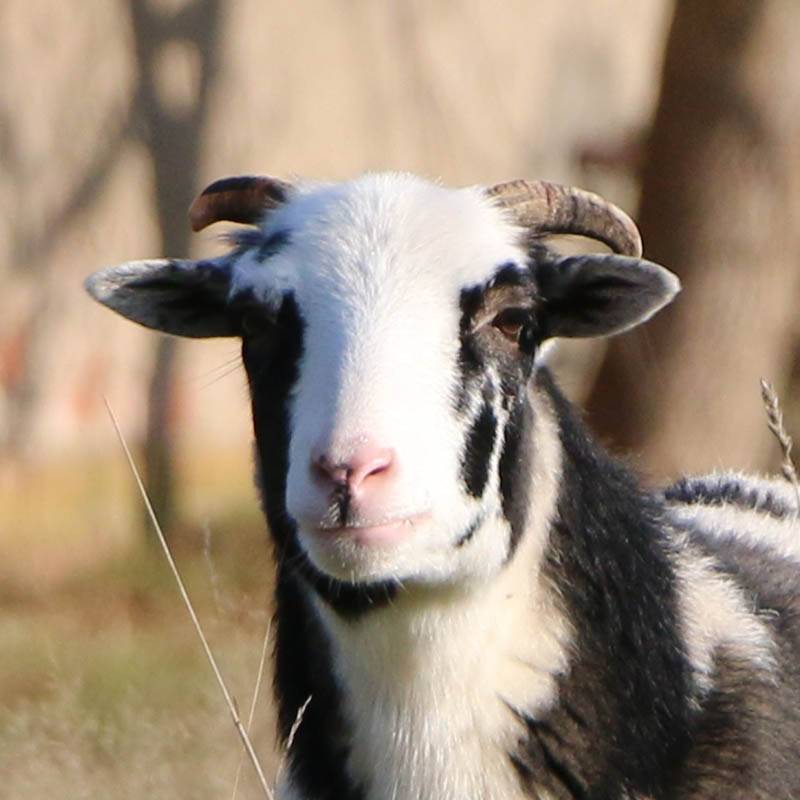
[485,179,642,257]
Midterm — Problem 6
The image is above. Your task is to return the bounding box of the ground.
[0,451,283,799]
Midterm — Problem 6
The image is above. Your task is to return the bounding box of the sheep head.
[85,173,678,600]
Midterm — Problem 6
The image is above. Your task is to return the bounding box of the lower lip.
[314,514,430,546]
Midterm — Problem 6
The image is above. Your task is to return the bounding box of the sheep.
[85,172,800,800]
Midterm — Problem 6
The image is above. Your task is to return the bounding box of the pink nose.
[311,443,396,497]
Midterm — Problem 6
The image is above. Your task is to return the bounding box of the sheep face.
[242,175,535,588]
[85,173,679,593]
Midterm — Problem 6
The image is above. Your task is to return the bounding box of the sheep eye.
[491,308,529,343]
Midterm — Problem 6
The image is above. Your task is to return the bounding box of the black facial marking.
[226,288,277,341]
[333,484,350,527]
[229,227,265,250]
[454,261,540,556]
[454,512,485,548]
[257,229,291,262]
[459,282,486,322]
[287,535,399,620]
[489,261,527,288]
[498,396,533,558]
[455,285,485,412]
[461,399,498,498]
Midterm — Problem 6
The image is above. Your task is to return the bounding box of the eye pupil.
[497,322,522,341]
[491,309,528,343]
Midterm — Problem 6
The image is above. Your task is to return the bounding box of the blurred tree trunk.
[586,0,800,479]
[129,0,222,534]
[1,78,135,462]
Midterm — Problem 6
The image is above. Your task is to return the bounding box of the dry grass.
[0,641,280,799]
[760,378,800,513]
[0,548,282,798]
[104,400,272,796]
[0,442,282,798]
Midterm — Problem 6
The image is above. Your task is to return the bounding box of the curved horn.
[485,179,642,257]
[189,175,293,232]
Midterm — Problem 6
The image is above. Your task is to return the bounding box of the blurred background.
[1,0,799,796]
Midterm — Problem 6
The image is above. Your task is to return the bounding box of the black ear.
[84,258,238,338]
[536,254,680,340]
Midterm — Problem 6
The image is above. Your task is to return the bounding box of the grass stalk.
[286,696,312,753]
[231,619,272,800]
[274,695,312,789]
[104,397,273,799]
[760,378,800,516]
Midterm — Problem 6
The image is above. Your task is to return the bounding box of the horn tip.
[188,197,211,232]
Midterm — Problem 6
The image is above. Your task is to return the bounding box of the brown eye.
[491,308,529,343]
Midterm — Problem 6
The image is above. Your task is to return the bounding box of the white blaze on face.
[231,173,528,584]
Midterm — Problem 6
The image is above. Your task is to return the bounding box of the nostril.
[311,452,348,486]
[350,449,394,490]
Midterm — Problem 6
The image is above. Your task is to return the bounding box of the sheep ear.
[536,254,680,340]
[85,259,238,338]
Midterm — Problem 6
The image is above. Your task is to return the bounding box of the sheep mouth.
[312,513,432,546]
